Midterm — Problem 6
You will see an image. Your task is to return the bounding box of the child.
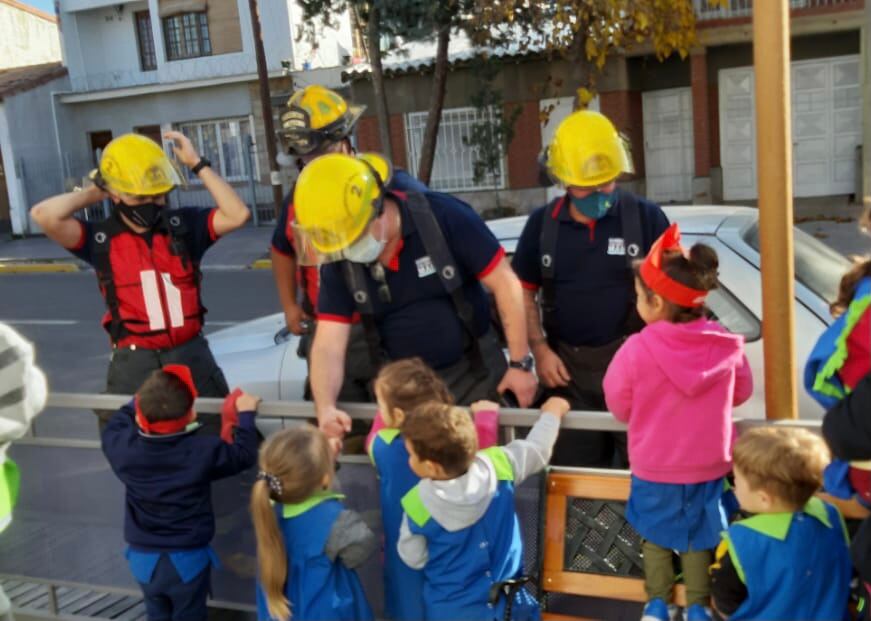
[101,364,260,620]
[397,396,569,621]
[366,357,498,621]
[711,426,851,620]
[805,255,871,504]
[603,223,753,621]
[252,425,376,621]
[0,324,48,621]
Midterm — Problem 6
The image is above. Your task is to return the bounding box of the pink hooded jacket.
[603,317,753,484]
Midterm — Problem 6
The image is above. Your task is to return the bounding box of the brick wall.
[355,114,409,170]
[691,53,711,177]
[506,101,542,189]
[600,90,645,178]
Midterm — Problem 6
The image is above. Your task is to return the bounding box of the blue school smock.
[369,429,424,621]
[626,475,730,552]
[401,447,539,621]
[255,492,373,621]
[721,497,851,621]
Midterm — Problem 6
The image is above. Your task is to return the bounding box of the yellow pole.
[753,1,797,420]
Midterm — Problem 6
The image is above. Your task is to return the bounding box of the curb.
[250,258,272,270]
[0,261,80,274]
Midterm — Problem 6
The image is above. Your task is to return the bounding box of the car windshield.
[742,222,853,305]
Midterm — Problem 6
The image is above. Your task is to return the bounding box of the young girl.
[603,224,753,621]
[365,357,497,621]
[805,247,871,504]
[251,425,376,621]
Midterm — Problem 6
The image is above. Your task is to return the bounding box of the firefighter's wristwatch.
[509,354,534,372]
[191,158,211,175]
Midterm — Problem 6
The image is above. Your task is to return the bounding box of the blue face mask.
[570,191,616,220]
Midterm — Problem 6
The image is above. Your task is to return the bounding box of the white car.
[207,206,850,420]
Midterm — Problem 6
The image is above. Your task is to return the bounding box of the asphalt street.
[0,270,279,439]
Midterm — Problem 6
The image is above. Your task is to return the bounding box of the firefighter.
[511,110,670,467]
[293,152,538,443]
[270,84,426,402]
[32,131,251,426]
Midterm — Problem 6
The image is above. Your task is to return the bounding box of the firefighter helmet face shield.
[546,110,634,189]
[279,85,365,156]
[92,134,184,197]
[292,153,392,265]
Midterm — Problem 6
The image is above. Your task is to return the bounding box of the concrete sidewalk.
[0,223,274,272]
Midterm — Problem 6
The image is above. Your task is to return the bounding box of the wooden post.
[753,0,797,419]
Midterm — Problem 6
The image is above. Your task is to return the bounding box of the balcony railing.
[694,0,863,21]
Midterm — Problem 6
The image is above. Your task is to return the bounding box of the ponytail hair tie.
[257,470,283,497]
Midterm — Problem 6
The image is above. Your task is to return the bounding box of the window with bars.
[163,12,211,61]
[405,107,506,192]
[135,11,157,71]
[176,118,255,181]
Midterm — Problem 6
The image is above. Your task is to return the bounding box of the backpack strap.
[617,189,643,267]
[163,210,206,324]
[405,192,487,380]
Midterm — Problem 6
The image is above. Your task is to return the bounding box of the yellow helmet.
[279,85,365,156]
[546,110,634,188]
[293,153,392,258]
[94,134,182,196]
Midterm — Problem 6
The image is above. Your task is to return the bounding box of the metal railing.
[694,0,862,20]
[19,392,821,450]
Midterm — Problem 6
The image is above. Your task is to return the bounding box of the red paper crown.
[135,364,198,435]
[639,223,708,308]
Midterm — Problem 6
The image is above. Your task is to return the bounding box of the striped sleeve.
[0,324,48,444]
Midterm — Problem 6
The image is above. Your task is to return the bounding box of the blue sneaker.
[641,598,670,621]
[684,604,712,621]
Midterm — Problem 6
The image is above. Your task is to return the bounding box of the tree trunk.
[416,22,451,185]
[366,3,393,161]
[567,27,593,109]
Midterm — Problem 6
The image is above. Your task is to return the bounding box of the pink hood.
[604,318,753,484]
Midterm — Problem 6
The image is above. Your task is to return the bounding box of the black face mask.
[119,202,162,228]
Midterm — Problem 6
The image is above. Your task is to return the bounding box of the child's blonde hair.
[375,357,453,418]
[733,426,830,510]
[250,426,334,621]
[401,402,478,477]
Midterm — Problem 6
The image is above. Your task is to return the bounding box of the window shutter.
[158,0,207,18]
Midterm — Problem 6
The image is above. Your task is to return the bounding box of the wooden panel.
[548,471,631,501]
[158,0,206,17]
[543,493,567,574]
[208,0,242,55]
[542,571,687,607]
[542,613,600,621]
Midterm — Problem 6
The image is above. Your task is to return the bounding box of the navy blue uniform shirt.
[511,192,669,347]
[68,207,219,266]
[101,401,259,551]
[317,191,504,370]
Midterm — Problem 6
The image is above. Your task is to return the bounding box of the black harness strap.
[539,189,644,344]
[341,260,385,370]
[340,192,487,377]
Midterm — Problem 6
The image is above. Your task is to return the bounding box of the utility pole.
[862,0,871,208]
[248,0,284,219]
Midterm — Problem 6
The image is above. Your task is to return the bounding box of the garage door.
[642,88,694,202]
[719,55,862,201]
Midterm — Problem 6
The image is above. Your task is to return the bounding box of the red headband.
[639,223,708,308]
[135,364,198,435]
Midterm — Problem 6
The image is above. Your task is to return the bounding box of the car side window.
[706,285,761,342]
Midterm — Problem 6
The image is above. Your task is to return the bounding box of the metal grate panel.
[563,498,643,578]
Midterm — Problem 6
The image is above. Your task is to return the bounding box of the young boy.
[397,397,569,621]
[101,364,260,620]
[711,426,851,621]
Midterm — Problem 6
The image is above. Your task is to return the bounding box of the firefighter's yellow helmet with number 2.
[293,153,391,257]
[546,110,634,188]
